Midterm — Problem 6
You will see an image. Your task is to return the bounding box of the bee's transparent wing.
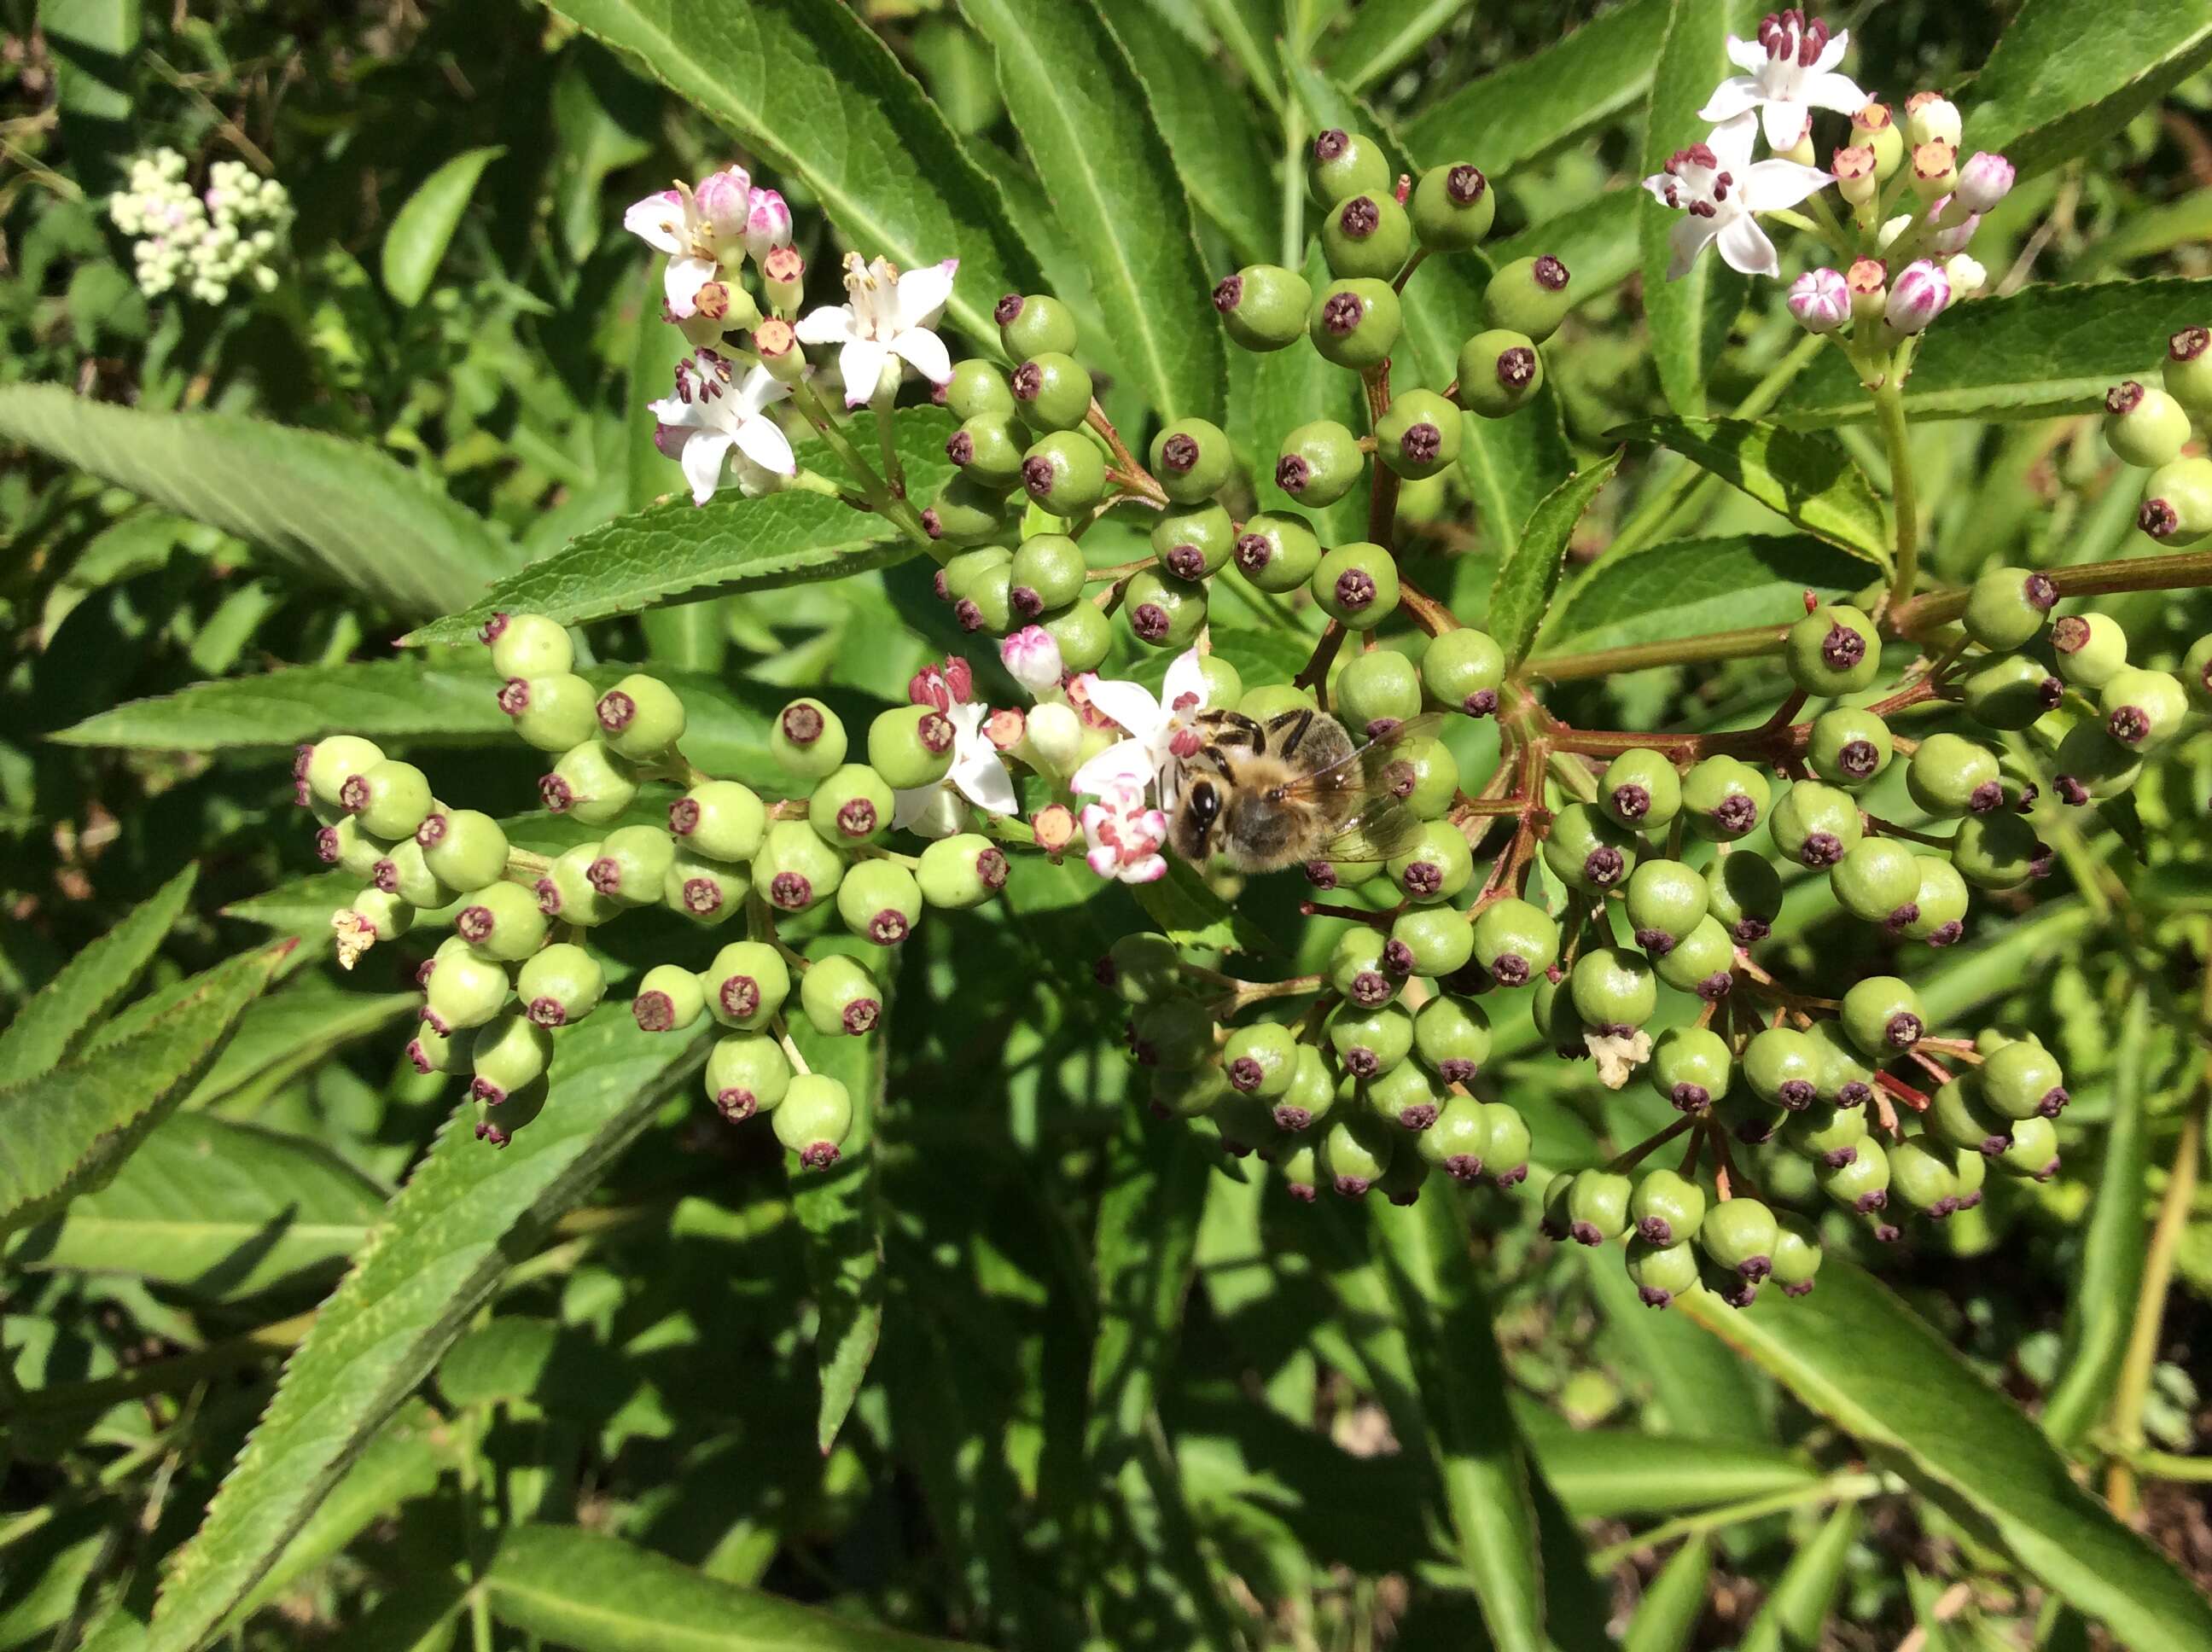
[1288,712,1448,864]
[1316,791,1429,864]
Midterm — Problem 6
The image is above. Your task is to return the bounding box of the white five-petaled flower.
[1068,649,1213,806]
[1698,9,1867,153]
[622,166,751,318]
[647,350,797,505]
[794,252,958,408]
[1081,780,1171,885]
[892,699,1018,836]
[1643,115,1831,280]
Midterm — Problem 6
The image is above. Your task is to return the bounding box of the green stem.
[1767,206,1852,259]
[1874,368,1919,610]
[1278,62,1307,268]
[0,1428,178,1550]
[1585,1472,1885,1573]
[873,389,907,499]
[788,377,930,544]
[1528,623,1793,683]
[1890,547,2212,635]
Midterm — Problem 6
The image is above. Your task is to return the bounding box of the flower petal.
[1080,675,1165,741]
[1724,34,1767,74]
[895,258,959,331]
[793,303,859,346]
[1708,113,1758,172]
[621,190,686,254]
[646,393,708,430]
[890,325,953,387]
[1714,213,1780,277]
[678,429,734,506]
[1159,647,1210,714]
[1802,67,1868,116]
[1813,29,1850,73]
[1697,77,1764,125]
[951,746,1019,816]
[1667,213,1724,280]
[1760,98,1810,152]
[893,784,966,838]
[732,412,797,477]
[1743,159,1834,213]
[662,256,719,319]
[836,339,892,408]
[1642,172,1680,207]
[1121,853,1168,884]
[1070,738,1155,800]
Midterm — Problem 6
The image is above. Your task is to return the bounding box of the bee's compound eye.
[1190,782,1220,823]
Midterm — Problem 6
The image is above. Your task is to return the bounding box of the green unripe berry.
[2182,632,2212,711]
[305,736,385,811]
[1928,1073,2012,1157]
[923,474,1017,546]
[2164,326,2212,410]
[2052,613,2128,689]
[1624,859,1708,952]
[1962,566,2058,651]
[1569,945,1656,1034]
[1327,1000,1414,1079]
[1412,995,1490,1085]
[1022,429,1109,515]
[424,939,509,1032]
[868,704,958,791]
[704,1031,791,1120]
[2138,455,2212,544]
[996,291,1078,360]
[1275,1043,1336,1132]
[587,824,675,908]
[1150,418,1234,504]
[1336,649,1423,736]
[1375,389,1461,480]
[2104,379,2192,468]
[534,843,617,927]
[1769,1216,1824,1295]
[1907,732,2004,817]
[670,781,765,863]
[484,612,573,679]
[838,858,924,945]
[1997,1114,2061,1180]
[947,412,1027,492]
[1698,1197,1780,1282]
[808,765,895,847]
[1651,916,1735,998]
[1129,998,1215,1072]
[1238,683,1317,724]
[1786,603,1880,695]
[1962,652,2062,731]
[1841,974,1924,1057]
[1039,598,1111,673]
[917,833,1008,909]
[1387,817,1473,902]
[1471,897,1558,986]
[1309,277,1401,369]
[1008,533,1087,617]
[1630,1168,1707,1247]
[370,839,452,911]
[347,886,414,944]
[1542,801,1639,893]
[1149,504,1237,583]
[1484,254,1573,343]
[662,861,743,931]
[1366,1058,1443,1130]
[1422,627,1505,716]
[1627,1239,1701,1308]
[703,940,789,1031]
[417,809,509,893]
[1803,1019,1873,1105]
[773,1073,855,1169]
[1789,1096,1870,1169]
[943,546,1012,608]
[595,672,685,759]
[1010,352,1091,433]
[470,1013,553,1106]
[1770,780,1863,870]
[1951,1141,1990,1211]
[1888,1135,1962,1216]
[515,943,604,1028]
[1681,755,1770,841]
[343,759,434,841]
[801,953,884,1037]
[502,673,599,753]
[1410,162,1494,249]
[1454,328,1543,417]
[1276,1142,1324,1199]
[1418,1094,1493,1180]
[455,880,547,963]
[2098,665,2191,751]
[1229,512,1321,593]
[1745,1027,1822,1109]
[1318,1112,1395,1198]
[406,1020,474,1077]
[1951,810,2046,890]
[1479,1102,1531,1188]
[1386,736,1459,819]
[1321,189,1414,280]
[1819,1136,1892,1216]
[1902,856,1970,945]
[1329,928,1399,1008]
[1214,264,1311,351]
[1123,567,1208,649]
[1389,905,1474,978]
[1981,1039,2068,1120]
[1830,838,1924,926]
[1564,1169,1632,1245]
[1307,127,1391,207]
[1704,850,1783,945]
[1214,1090,1281,1158]
[1103,933,1182,1004]
[1807,707,1894,788]
[1313,543,1401,629]
[1275,418,1365,508]
[943,358,1014,422]
[754,819,843,913]
[1599,747,1681,831]
[543,739,638,825]
[1223,1021,1300,1099]
[1650,1026,1732,1112]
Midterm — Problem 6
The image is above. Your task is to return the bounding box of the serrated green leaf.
[406,410,957,646]
[1328,0,1470,94]
[1487,450,1621,670]
[482,1523,969,1650]
[957,0,1225,423]
[128,1015,708,1652]
[1402,0,1667,174]
[1541,534,1871,661]
[1679,1260,2212,1652]
[0,946,282,1237]
[0,864,196,1087]
[1965,0,2212,181]
[14,1111,387,1299]
[788,986,887,1454]
[1773,281,2212,427]
[547,0,1044,351]
[1096,0,1277,265]
[0,386,514,618]
[185,981,419,1113]
[1605,420,1889,561]
[1639,0,1749,416]
[379,146,504,308]
[2041,986,2152,1448]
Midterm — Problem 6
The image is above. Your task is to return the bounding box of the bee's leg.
[1200,744,1237,776]
[1215,709,1267,754]
[1269,707,1317,758]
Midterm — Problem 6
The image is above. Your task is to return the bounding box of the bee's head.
[1171,777,1223,861]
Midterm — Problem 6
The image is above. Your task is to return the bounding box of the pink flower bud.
[984,707,1026,751]
[1955,152,2014,215]
[694,167,753,242]
[908,665,953,713]
[1787,268,1850,334]
[744,189,793,260]
[1000,625,1065,691]
[943,656,975,703]
[1884,259,1951,334]
[1932,205,1979,255]
[1831,144,1878,204]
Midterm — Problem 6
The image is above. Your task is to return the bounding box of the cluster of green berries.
[921,128,1563,672]
[2104,326,2212,547]
[302,611,1019,1160]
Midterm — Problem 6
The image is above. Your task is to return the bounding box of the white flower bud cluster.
[108,148,293,304]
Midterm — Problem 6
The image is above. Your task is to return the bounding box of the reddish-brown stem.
[1866,814,1955,849]
[1086,399,1166,505]
[1396,574,1460,636]
[1875,1070,1930,1111]
[1300,899,1398,927]
[1295,620,1348,693]
[1605,1114,1698,1174]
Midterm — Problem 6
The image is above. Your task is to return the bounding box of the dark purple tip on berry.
[2038,1085,2069,1118]
[1275,453,1311,492]
[1447,164,1486,205]
[1313,129,1350,162]
[584,856,621,897]
[1437,1058,1476,1085]
[1010,584,1047,620]
[1320,291,1365,335]
[2029,840,2055,879]
[527,996,567,1027]
[1022,456,1056,496]
[868,910,911,945]
[1273,1103,1313,1132]
[994,293,1024,325]
[1234,532,1272,573]
[1092,954,1117,987]
[715,1087,758,1121]
[1884,1012,1922,1049]
[1925,920,1965,946]
[1569,1220,1604,1246]
[405,1038,434,1073]
[372,858,399,894]
[1400,860,1444,897]
[1636,1216,1674,1245]
[1533,254,1569,291]
[917,711,956,753]
[1343,1046,1381,1079]
[1968,779,2005,811]
[946,431,975,466]
[1883,903,1921,934]
[1822,1145,1859,1169]
[1461,689,1499,718]
[1671,1081,1710,1111]
[2054,774,2092,806]
[1338,195,1380,238]
[480,612,509,646]
[1782,1281,1815,1297]
[977,847,1008,890]
[2170,325,2209,364]
[1583,846,1625,887]
[1736,1254,1773,1283]
[1837,1081,1874,1108]
[843,998,882,1034]
[1778,1079,1815,1109]
[922,509,944,541]
[1638,1286,1674,1308]
[1212,274,1243,312]
[1401,422,1441,464]
[1164,544,1206,580]
[1443,1154,1483,1184]
[597,689,635,733]
[1837,739,1880,780]
[339,773,370,814]
[316,826,341,864]
[1012,364,1046,402]
[836,798,878,839]
[1286,1180,1318,1202]
[1161,432,1200,474]
[1633,928,1675,957]
[416,813,450,850]
[1799,831,1845,869]
[632,992,677,1032]
[769,871,812,910]
[1400,1102,1438,1131]
[1304,858,1338,889]
[1697,972,1735,1001]
[1227,1056,1266,1093]
[1349,969,1392,1008]
[682,877,723,917]
[1714,794,1758,834]
[1333,1174,1371,1199]
[470,1077,506,1106]
[2139,498,2181,538]
[2105,380,2145,416]
[1367,718,1405,746]
[1491,953,1530,986]
[1854,1188,1889,1215]
[1493,1164,1528,1188]
[457,904,494,942]
[719,976,760,1018]
[1131,602,1172,643]
[2023,571,2058,612]
[1382,939,1417,976]
[953,597,985,633]
[669,800,702,838]
[781,703,824,745]
[1610,782,1650,821]
[800,1143,842,1171]
[534,877,562,914]
[2108,705,2151,744]
[1821,622,1866,669]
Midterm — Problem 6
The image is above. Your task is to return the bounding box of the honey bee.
[1165,706,1443,872]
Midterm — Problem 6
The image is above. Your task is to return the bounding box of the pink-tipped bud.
[1955,151,2014,215]
[1787,267,1850,334]
[754,315,805,384]
[744,188,792,259]
[1902,91,1961,149]
[908,665,952,713]
[1846,257,1888,323]
[1884,259,1950,334]
[1831,144,1878,204]
[1932,202,1979,254]
[1000,625,1064,691]
[694,166,753,242]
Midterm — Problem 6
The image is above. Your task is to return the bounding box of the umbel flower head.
[890,666,1018,836]
[795,252,958,407]
[1699,9,1868,151]
[1643,114,1831,279]
[624,166,752,317]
